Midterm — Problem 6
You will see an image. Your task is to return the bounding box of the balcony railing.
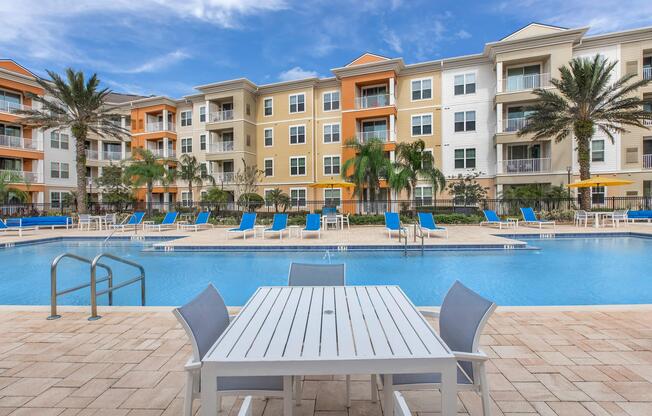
[85,149,99,160]
[643,118,652,126]
[354,94,392,109]
[644,154,652,169]
[644,66,652,80]
[149,148,176,159]
[502,157,551,174]
[212,172,235,183]
[0,170,42,183]
[355,130,390,143]
[0,135,40,151]
[503,117,532,132]
[209,110,234,122]
[0,100,31,114]
[103,151,123,161]
[504,73,550,92]
[146,121,176,132]
[208,141,234,153]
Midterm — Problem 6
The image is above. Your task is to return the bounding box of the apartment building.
[4,22,652,210]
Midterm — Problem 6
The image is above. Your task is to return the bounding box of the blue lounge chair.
[0,218,35,237]
[179,211,212,232]
[384,212,407,238]
[227,212,256,239]
[481,210,516,229]
[110,211,145,231]
[301,213,321,239]
[144,212,179,232]
[520,207,555,229]
[263,213,288,239]
[418,212,448,238]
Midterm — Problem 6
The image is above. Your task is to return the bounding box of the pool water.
[0,237,650,306]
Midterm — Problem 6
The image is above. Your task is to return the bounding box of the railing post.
[107,269,113,306]
[141,271,146,307]
[48,262,61,320]
[89,263,100,320]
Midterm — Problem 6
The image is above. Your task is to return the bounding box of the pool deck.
[1,306,652,416]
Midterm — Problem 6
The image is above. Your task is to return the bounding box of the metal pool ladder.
[49,252,146,321]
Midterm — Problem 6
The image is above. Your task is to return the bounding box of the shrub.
[237,193,264,211]
[539,209,575,222]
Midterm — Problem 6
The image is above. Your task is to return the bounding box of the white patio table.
[200,285,457,416]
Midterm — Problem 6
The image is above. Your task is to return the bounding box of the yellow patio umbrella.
[309,178,356,189]
[567,176,634,188]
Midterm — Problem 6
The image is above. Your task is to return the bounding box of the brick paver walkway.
[1,307,651,416]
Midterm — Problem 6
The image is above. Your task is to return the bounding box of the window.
[289,125,306,144]
[592,186,605,205]
[50,131,68,149]
[591,140,605,162]
[323,123,340,143]
[454,111,476,132]
[246,134,251,146]
[246,103,251,116]
[264,189,274,207]
[454,73,476,95]
[264,98,273,116]
[264,128,273,147]
[180,111,192,127]
[323,156,340,175]
[50,131,60,148]
[411,114,432,136]
[200,134,206,151]
[50,162,69,179]
[181,138,192,153]
[507,65,541,91]
[199,106,206,123]
[290,156,306,176]
[290,188,307,207]
[422,149,433,170]
[454,148,476,169]
[289,93,305,113]
[264,158,274,177]
[200,163,207,176]
[50,192,62,208]
[323,91,340,111]
[324,188,341,207]
[411,78,432,100]
[181,192,192,207]
[415,186,433,206]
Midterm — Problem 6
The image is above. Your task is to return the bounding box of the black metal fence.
[2,196,651,218]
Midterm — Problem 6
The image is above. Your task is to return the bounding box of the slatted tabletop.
[200,285,458,416]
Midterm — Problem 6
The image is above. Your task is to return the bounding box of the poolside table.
[200,285,457,416]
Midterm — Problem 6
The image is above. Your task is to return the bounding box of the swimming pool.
[0,236,650,306]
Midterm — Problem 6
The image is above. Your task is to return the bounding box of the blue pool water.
[0,237,650,306]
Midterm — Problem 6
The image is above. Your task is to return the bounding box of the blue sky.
[2,0,652,98]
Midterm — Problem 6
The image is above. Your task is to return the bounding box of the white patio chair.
[104,213,117,226]
[78,214,93,230]
[574,210,589,227]
[173,284,284,416]
[374,281,497,416]
[323,212,339,230]
[341,213,350,230]
[287,263,350,406]
[609,210,628,228]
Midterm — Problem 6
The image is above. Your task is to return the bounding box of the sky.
[2,0,652,98]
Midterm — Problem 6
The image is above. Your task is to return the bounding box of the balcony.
[644,154,652,169]
[354,94,393,109]
[0,169,42,183]
[208,141,234,153]
[0,135,40,151]
[644,66,652,81]
[503,117,532,133]
[355,130,390,143]
[502,158,551,174]
[103,150,124,161]
[149,148,176,159]
[503,73,550,93]
[643,119,652,126]
[212,172,235,183]
[0,100,31,115]
[146,121,176,133]
[85,149,99,160]
[209,110,234,123]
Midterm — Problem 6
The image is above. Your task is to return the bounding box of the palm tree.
[124,148,167,213]
[19,69,128,213]
[265,188,290,212]
[519,55,651,209]
[177,154,216,207]
[389,139,446,203]
[0,171,28,204]
[341,138,393,213]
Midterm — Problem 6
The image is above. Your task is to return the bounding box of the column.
[496,103,503,133]
[389,114,396,142]
[206,100,211,122]
[162,109,169,131]
[496,62,503,94]
[121,141,127,159]
[98,139,103,160]
[36,160,44,183]
[389,77,395,106]
[163,137,169,158]
[496,143,504,174]
[496,184,503,198]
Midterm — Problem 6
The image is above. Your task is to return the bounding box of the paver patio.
[1,306,651,416]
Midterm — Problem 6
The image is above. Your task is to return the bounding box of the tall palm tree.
[124,148,167,213]
[176,154,216,206]
[341,138,392,212]
[519,55,651,209]
[0,171,28,204]
[20,69,128,213]
[389,139,446,202]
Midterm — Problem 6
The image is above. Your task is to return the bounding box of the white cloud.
[120,50,191,74]
[455,30,472,39]
[383,30,403,54]
[278,66,319,81]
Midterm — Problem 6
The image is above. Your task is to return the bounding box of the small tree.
[238,193,264,211]
[202,187,230,213]
[177,154,216,206]
[0,171,28,204]
[446,172,488,206]
[265,188,290,212]
[234,159,263,211]
[389,139,446,202]
[124,148,166,214]
[95,165,133,208]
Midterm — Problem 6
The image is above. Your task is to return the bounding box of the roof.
[105,92,148,104]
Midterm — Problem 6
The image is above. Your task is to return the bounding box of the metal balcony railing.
[208,141,235,153]
[504,73,550,92]
[0,169,42,183]
[502,157,551,174]
[85,149,99,160]
[0,100,31,114]
[644,66,652,80]
[212,172,235,183]
[209,110,234,122]
[503,117,532,132]
[355,130,390,143]
[354,94,392,109]
[103,151,123,161]
[149,148,176,158]
[643,119,652,126]
[0,135,40,150]
[146,121,176,132]
[644,154,652,169]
